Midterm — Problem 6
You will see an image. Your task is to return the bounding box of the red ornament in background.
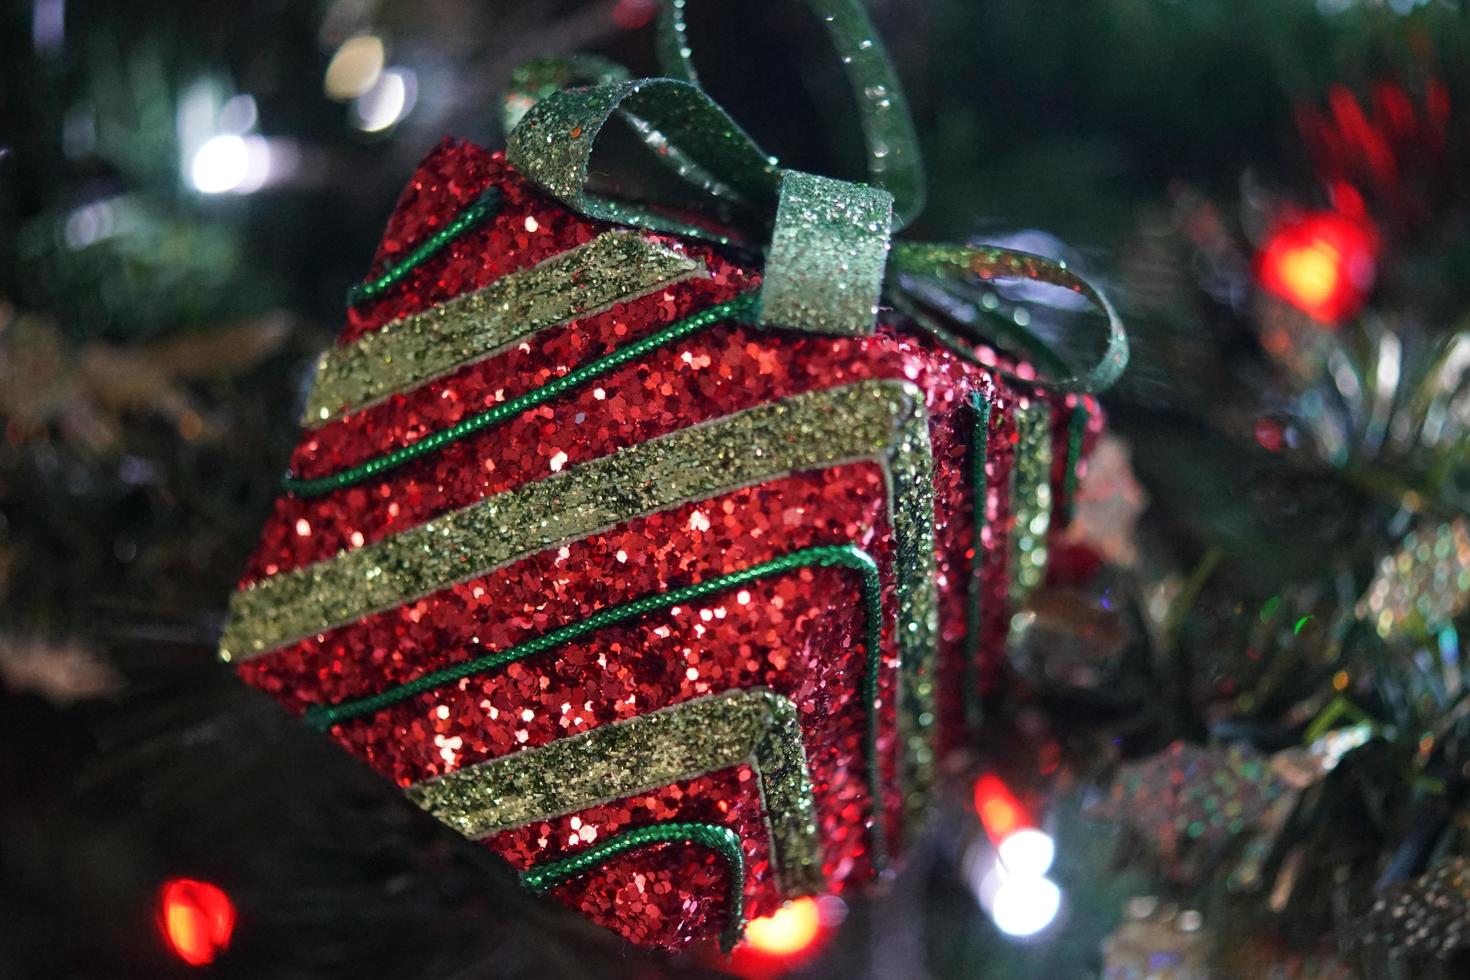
[1257,210,1377,325]
[158,878,236,967]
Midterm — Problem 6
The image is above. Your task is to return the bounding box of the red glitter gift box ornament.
[219,0,1126,952]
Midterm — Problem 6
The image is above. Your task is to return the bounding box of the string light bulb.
[158,878,236,967]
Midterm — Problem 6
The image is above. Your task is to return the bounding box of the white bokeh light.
[351,67,416,132]
[190,134,248,193]
[989,874,1062,938]
[997,828,1056,878]
[190,134,274,194]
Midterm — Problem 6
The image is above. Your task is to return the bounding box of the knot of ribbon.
[503,0,1127,392]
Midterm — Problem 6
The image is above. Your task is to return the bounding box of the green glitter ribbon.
[521,820,746,951]
[888,242,1129,393]
[500,2,1128,378]
[761,170,893,336]
[657,0,925,228]
[508,77,893,337]
[964,392,992,735]
[507,76,779,246]
[345,187,503,308]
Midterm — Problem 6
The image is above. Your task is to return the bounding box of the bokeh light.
[190,134,273,194]
[743,896,822,956]
[973,773,1028,842]
[988,874,1062,938]
[158,878,236,967]
[997,827,1056,878]
[352,67,416,132]
[1257,210,1377,324]
[324,34,385,100]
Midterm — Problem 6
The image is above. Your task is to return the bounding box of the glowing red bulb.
[1257,210,1377,325]
[973,773,1030,843]
[158,878,236,967]
[724,896,838,978]
[743,897,823,957]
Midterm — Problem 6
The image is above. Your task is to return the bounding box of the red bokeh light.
[973,773,1030,844]
[724,896,839,978]
[1257,210,1377,325]
[611,0,658,30]
[158,878,236,967]
[744,897,822,956]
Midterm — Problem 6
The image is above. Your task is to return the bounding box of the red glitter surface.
[343,141,599,343]
[240,469,897,942]
[492,768,766,946]
[232,139,1099,948]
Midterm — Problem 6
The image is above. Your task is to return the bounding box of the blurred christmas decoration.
[1357,517,1470,641]
[1101,897,1212,980]
[1354,857,1470,964]
[1085,727,1369,890]
[0,635,121,704]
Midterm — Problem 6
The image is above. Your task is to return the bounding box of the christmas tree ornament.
[1357,517,1470,642]
[218,0,1125,950]
[1086,728,1368,888]
[1354,857,1470,964]
[1101,897,1213,980]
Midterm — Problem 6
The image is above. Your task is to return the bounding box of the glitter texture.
[1357,517,1470,640]
[1008,397,1054,605]
[284,293,760,496]
[221,379,933,662]
[522,820,747,951]
[759,169,892,336]
[306,231,703,424]
[407,688,822,896]
[346,186,503,307]
[226,137,1112,949]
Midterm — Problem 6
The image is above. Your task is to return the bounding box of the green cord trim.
[1063,400,1090,524]
[964,392,992,734]
[345,187,503,307]
[283,292,761,496]
[305,542,888,866]
[521,820,746,951]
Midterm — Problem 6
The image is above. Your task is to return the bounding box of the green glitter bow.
[505,0,1127,386]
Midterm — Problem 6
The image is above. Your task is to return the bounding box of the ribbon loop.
[501,55,629,134]
[506,77,780,244]
[759,170,892,335]
[889,242,1130,393]
[658,0,925,230]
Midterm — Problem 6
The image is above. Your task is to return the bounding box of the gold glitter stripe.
[222,379,929,658]
[304,231,705,425]
[1008,398,1054,606]
[405,689,823,895]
